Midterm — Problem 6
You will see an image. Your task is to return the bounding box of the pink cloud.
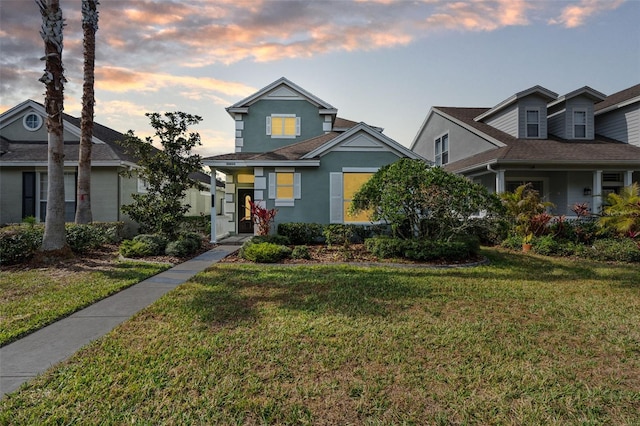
[549,0,626,28]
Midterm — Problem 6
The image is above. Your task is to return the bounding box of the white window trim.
[23,112,43,131]
[268,168,301,206]
[330,167,380,224]
[266,114,300,139]
[434,132,449,166]
[525,108,541,138]
[572,108,588,139]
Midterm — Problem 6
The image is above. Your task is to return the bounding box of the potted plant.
[522,233,533,253]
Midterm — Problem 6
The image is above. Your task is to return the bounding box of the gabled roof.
[594,83,640,114]
[204,123,424,168]
[0,100,211,185]
[302,122,422,160]
[474,85,558,122]
[548,86,606,108]
[226,77,338,116]
[437,107,640,173]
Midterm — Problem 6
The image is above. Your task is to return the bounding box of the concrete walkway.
[0,245,240,399]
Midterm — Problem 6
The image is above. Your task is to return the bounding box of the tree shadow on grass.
[187,265,434,327]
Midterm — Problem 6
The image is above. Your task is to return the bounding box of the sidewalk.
[0,245,240,399]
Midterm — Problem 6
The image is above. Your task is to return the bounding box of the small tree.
[249,201,277,236]
[350,159,503,240]
[119,112,204,238]
[500,183,554,238]
[599,182,640,239]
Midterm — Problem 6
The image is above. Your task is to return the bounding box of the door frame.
[237,188,254,234]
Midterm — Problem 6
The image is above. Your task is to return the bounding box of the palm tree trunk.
[37,0,68,251]
[75,0,99,224]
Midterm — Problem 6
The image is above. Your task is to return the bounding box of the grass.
[0,261,170,346]
[1,248,639,424]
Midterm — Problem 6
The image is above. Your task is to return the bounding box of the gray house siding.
[596,103,640,147]
[239,100,325,152]
[566,98,595,139]
[517,96,548,139]
[1,113,79,142]
[0,169,23,223]
[259,150,400,226]
[412,112,497,163]
[548,110,566,138]
[485,104,518,137]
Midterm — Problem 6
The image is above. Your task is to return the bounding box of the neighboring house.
[203,77,424,241]
[410,84,640,216]
[0,100,215,233]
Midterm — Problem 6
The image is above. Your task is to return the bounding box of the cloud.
[549,0,626,28]
[95,67,255,102]
[423,0,532,32]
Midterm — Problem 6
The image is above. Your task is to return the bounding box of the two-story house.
[0,100,217,234]
[410,84,640,216]
[203,77,424,241]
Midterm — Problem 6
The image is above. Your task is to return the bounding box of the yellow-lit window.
[237,174,254,184]
[276,172,294,199]
[270,115,298,137]
[343,173,373,223]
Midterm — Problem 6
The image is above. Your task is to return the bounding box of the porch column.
[495,170,506,193]
[592,170,603,215]
[210,168,217,244]
[624,170,633,187]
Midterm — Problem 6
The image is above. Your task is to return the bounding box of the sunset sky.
[1,0,638,157]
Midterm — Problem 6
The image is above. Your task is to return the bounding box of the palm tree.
[75,0,99,224]
[37,0,68,251]
[599,182,640,237]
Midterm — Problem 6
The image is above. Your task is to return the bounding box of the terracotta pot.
[522,243,532,253]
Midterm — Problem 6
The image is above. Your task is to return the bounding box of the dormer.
[225,77,338,153]
[474,86,558,139]
[547,86,606,140]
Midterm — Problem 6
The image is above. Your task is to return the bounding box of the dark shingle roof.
[205,132,339,162]
[595,83,640,112]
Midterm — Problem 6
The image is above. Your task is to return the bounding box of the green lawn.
[2,248,639,424]
[0,261,170,346]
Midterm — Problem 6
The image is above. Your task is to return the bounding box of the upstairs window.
[266,114,300,138]
[23,112,43,131]
[435,133,449,166]
[573,110,587,139]
[525,109,539,138]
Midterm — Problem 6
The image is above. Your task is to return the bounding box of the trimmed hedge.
[365,236,480,262]
[0,225,44,265]
[132,234,168,256]
[277,223,324,245]
[241,242,291,263]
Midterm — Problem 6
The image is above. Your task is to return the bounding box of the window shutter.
[268,173,276,199]
[329,172,343,224]
[293,173,301,199]
[266,116,272,136]
[295,117,301,136]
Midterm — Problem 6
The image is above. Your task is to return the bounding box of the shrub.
[532,235,576,257]
[365,236,478,261]
[581,238,640,263]
[291,245,311,260]
[180,215,211,235]
[65,224,111,253]
[465,217,509,246]
[0,225,44,265]
[132,234,168,256]
[323,224,356,247]
[91,222,125,243]
[165,232,202,257]
[241,242,291,263]
[364,236,405,259]
[119,239,154,258]
[500,235,523,251]
[250,234,291,246]
[277,223,324,245]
